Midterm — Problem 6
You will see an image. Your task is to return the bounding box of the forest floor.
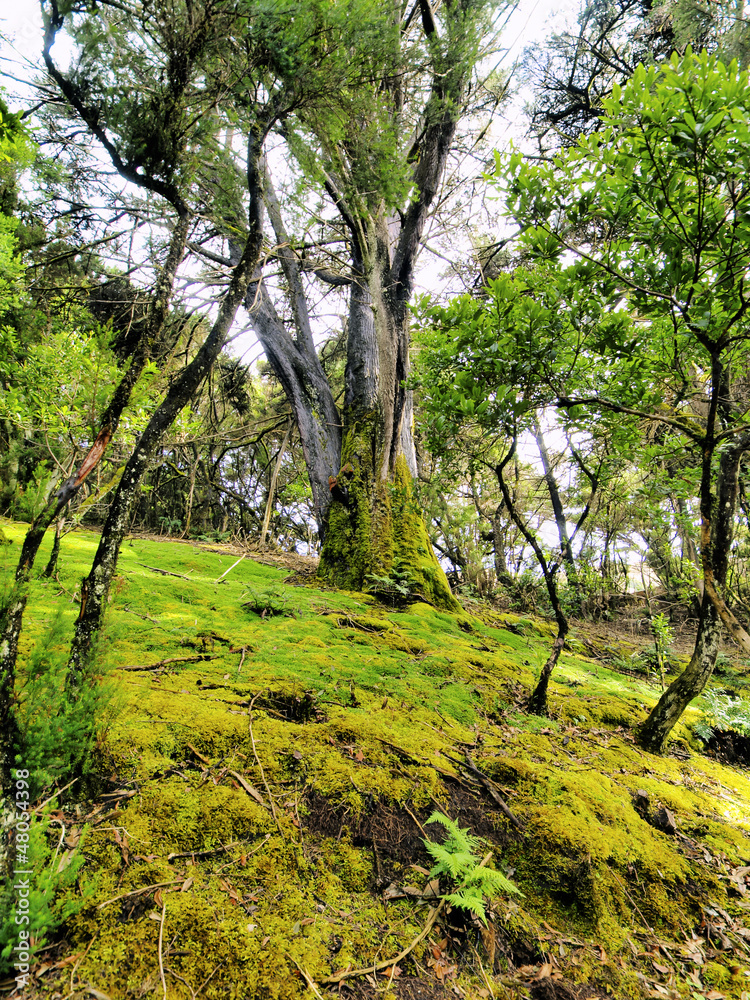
[1,520,750,1000]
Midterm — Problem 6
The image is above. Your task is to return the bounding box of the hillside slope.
[2,522,749,1000]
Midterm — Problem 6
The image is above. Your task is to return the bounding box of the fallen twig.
[167,841,241,861]
[98,789,137,801]
[404,803,427,837]
[120,655,218,672]
[186,743,213,767]
[248,695,284,836]
[292,960,326,998]
[158,897,167,1000]
[215,553,246,583]
[443,752,525,833]
[122,605,162,624]
[97,880,184,910]
[67,932,98,997]
[319,901,444,984]
[235,646,247,678]
[138,562,192,580]
[32,777,79,814]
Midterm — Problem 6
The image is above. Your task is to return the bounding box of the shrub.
[0,794,90,978]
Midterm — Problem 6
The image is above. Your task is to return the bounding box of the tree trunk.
[260,420,292,547]
[246,3,488,612]
[67,190,264,685]
[531,415,583,610]
[638,601,720,752]
[638,360,750,750]
[43,518,64,578]
[494,445,569,715]
[317,232,458,609]
[247,276,341,536]
[527,631,567,716]
[492,503,515,588]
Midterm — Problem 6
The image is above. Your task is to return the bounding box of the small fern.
[423,812,521,925]
[695,689,750,744]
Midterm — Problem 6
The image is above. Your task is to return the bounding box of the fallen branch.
[138,563,192,581]
[443,752,525,833]
[215,553,246,583]
[119,655,218,672]
[122,605,162,624]
[292,961,326,999]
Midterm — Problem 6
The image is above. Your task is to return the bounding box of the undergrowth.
[695,688,750,743]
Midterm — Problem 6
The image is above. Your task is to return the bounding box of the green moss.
[703,961,731,988]
[4,520,750,999]
[318,432,458,610]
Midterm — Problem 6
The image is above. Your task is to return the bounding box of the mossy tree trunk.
[316,235,458,608]
[67,158,266,684]
[639,602,721,753]
[639,356,750,751]
[246,2,489,610]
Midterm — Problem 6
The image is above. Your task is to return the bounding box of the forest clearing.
[1,520,749,1000]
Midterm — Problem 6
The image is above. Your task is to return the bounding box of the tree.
[526,0,750,153]
[493,49,750,749]
[240,0,505,608]
[414,267,633,712]
[0,0,322,774]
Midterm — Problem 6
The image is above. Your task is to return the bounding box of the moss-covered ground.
[2,519,750,1000]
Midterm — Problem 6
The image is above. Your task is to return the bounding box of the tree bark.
[246,274,341,537]
[42,518,64,578]
[260,420,293,547]
[638,601,721,753]
[530,415,583,610]
[638,359,750,749]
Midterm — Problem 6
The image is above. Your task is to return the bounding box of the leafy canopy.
[502,48,750,350]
